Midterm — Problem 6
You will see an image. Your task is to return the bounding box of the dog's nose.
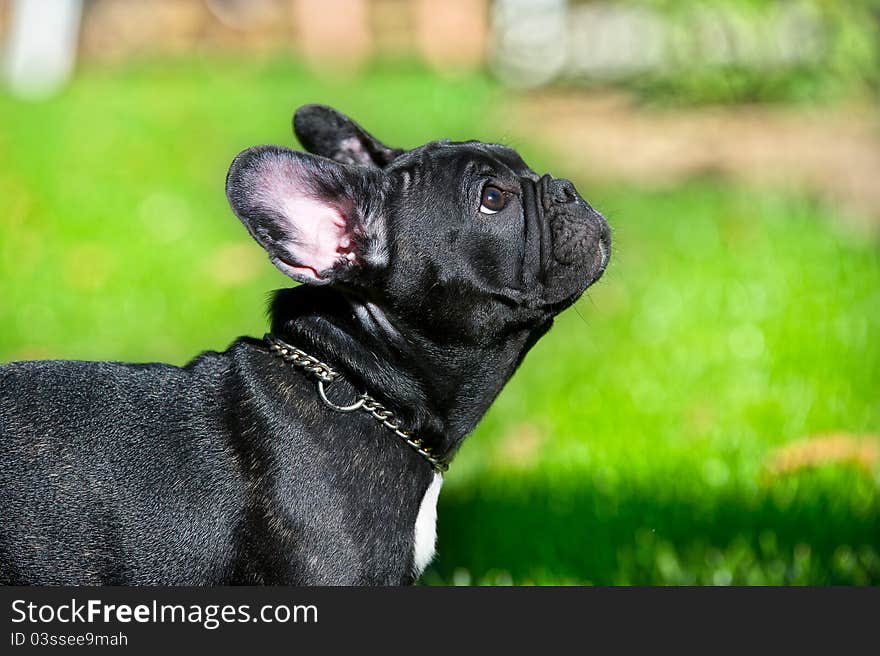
[540,174,579,208]
[550,179,579,205]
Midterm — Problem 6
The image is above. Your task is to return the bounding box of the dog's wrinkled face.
[226,105,610,344]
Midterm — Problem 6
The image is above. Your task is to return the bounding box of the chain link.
[265,334,339,383]
[265,334,448,472]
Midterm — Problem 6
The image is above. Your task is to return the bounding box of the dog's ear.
[226,145,388,285]
[293,104,403,168]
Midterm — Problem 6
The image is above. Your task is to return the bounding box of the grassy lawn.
[1,59,877,585]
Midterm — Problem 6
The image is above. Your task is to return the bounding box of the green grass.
[427,185,880,585]
[1,58,878,585]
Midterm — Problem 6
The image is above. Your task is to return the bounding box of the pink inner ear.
[251,155,356,281]
[280,196,349,280]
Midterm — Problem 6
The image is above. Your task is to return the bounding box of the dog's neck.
[269,285,549,462]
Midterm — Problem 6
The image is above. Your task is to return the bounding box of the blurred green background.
[1,0,878,584]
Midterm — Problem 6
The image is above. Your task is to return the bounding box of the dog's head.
[226,105,610,344]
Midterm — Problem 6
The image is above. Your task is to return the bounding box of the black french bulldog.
[0,105,610,585]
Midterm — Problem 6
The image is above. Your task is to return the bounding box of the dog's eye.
[479,186,507,215]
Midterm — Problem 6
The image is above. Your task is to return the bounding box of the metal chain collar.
[264,333,449,472]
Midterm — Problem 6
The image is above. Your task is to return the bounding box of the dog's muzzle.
[521,174,611,305]
[541,175,610,269]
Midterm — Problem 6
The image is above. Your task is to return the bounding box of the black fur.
[0,105,610,585]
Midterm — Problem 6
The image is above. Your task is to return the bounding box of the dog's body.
[0,334,435,585]
[0,106,610,585]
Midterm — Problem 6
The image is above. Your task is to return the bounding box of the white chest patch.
[412,472,443,578]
